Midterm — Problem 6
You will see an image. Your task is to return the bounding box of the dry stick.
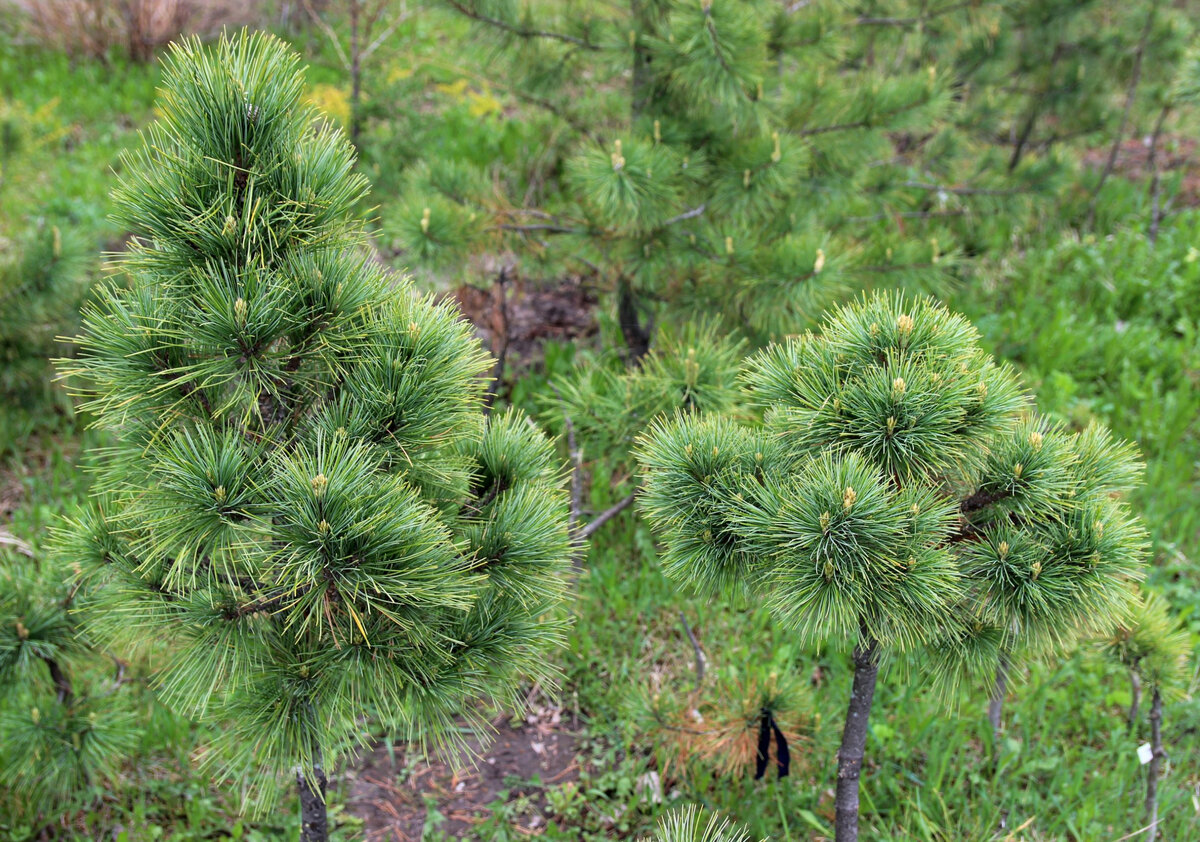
[679,611,706,690]
[297,762,329,842]
[834,625,881,842]
[987,649,1011,741]
[1087,4,1157,228]
[577,493,637,541]
[1128,667,1142,735]
[0,528,34,558]
[1146,103,1172,244]
[1144,688,1165,842]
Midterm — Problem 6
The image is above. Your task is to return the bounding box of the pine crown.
[55,31,571,800]
[637,293,1146,662]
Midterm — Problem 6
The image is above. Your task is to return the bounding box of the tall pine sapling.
[636,293,1147,842]
[57,32,570,840]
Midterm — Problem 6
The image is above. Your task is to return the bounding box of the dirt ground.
[344,712,581,841]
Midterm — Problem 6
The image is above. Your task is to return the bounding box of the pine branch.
[444,0,602,50]
[578,492,637,540]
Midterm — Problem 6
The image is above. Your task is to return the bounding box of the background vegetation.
[0,1,1197,840]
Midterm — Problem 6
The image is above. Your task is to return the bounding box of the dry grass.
[9,0,267,63]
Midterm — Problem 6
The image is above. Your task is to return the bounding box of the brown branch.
[578,492,637,540]
[444,0,602,50]
[679,611,706,690]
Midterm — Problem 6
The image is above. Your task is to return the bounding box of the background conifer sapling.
[57,32,570,841]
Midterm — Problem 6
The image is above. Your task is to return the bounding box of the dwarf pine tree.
[1099,589,1191,841]
[636,293,1147,842]
[0,218,90,411]
[56,32,570,840]
[390,0,1046,355]
[0,537,141,820]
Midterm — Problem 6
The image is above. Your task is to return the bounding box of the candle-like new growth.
[54,32,570,840]
[636,293,1147,842]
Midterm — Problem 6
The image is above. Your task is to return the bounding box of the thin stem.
[987,649,1010,741]
[1144,688,1163,842]
[834,625,880,842]
[1087,4,1157,228]
[1128,667,1142,735]
[1146,104,1171,244]
[679,610,706,690]
[298,763,329,842]
[44,656,73,706]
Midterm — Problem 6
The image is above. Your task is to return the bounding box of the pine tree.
[55,31,571,840]
[1099,589,1192,841]
[635,293,1147,841]
[0,217,90,411]
[390,0,1041,356]
[0,532,141,820]
[644,805,761,842]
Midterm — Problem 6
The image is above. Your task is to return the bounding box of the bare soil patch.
[344,715,580,841]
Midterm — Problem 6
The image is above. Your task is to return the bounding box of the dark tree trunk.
[1146,104,1171,244]
[616,275,651,364]
[834,628,880,842]
[1144,689,1163,842]
[1128,668,1142,735]
[298,765,329,842]
[987,650,1010,740]
[630,0,654,121]
[44,657,73,706]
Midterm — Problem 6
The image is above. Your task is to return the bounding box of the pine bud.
[771,131,781,163]
[653,119,661,144]
[420,207,431,234]
[725,236,734,255]
[223,214,237,236]
[335,426,347,438]
[755,451,763,463]
[1028,431,1044,451]
[233,297,247,325]
[842,486,857,511]
[684,444,693,456]
[886,415,896,435]
[611,139,625,171]
[820,511,831,533]
[1013,463,1023,478]
[711,446,719,457]
[311,473,328,497]
[930,238,940,264]
[892,377,906,395]
[30,707,39,724]
[997,541,1009,559]
[907,555,917,570]
[976,380,988,398]
[214,485,227,504]
[869,322,880,337]
[743,168,751,188]
[1030,560,1042,580]
[318,519,330,535]
[896,314,914,335]
[408,321,420,336]
[15,620,28,640]
[1094,520,1104,537]
[813,248,826,274]
[823,559,834,581]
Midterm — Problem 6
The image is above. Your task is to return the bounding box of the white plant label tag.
[1138,743,1154,765]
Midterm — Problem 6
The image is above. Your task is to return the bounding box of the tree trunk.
[1144,689,1163,842]
[1128,668,1141,735]
[1146,104,1171,244]
[630,0,654,121]
[298,765,329,842]
[616,275,651,364]
[987,651,1010,741]
[349,0,363,147]
[834,628,881,842]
